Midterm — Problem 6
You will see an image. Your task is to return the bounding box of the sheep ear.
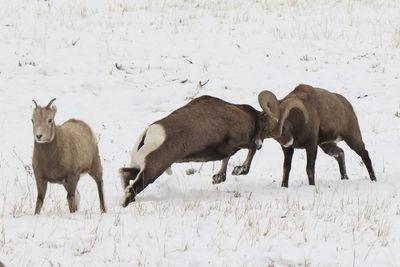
[32,100,38,108]
[46,98,56,109]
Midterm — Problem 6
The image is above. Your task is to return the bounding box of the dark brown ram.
[255,84,377,187]
[120,95,264,207]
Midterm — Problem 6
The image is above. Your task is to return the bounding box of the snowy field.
[1,0,400,266]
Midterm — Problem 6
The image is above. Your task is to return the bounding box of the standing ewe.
[31,98,106,214]
[255,84,377,187]
[120,95,266,207]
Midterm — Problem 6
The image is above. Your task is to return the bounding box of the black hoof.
[341,175,349,180]
[232,165,249,175]
[212,173,226,184]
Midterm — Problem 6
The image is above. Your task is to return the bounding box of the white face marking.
[282,137,294,148]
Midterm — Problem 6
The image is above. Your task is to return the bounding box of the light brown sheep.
[31,98,106,214]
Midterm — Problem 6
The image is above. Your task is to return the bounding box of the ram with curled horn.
[254,84,376,187]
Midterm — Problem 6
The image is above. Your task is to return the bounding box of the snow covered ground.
[0,0,400,266]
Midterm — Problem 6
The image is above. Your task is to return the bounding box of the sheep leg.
[212,157,229,184]
[89,155,106,213]
[122,149,173,207]
[319,143,349,180]
[232,148,256,175]
[344,138,377,181]
[89,168,106,213]
[305,145,318,186]
[281,146,294,187]
[34,177,48,215]
[94,180,106,213]
[64,175,79,213]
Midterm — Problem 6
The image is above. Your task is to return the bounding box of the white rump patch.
[283,137,294,148]
[129,128,148,167]
[130,123,166,171]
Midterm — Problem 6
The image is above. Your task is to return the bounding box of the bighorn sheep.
[120,95,263,207]
[31,98,106,214]
[255,84,377,187]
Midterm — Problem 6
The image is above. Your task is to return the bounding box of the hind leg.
[344,137,376,181]
[89,156,106,213]
[319,143,349,180]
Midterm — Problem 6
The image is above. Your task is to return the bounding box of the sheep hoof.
[232,165,248,175]
[212,173,226,184]
[341,175,349,180]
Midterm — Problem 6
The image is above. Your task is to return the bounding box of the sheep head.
[31,98,57,143]
[257,91,309,140]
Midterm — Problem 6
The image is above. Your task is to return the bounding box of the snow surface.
[0,0,400,266]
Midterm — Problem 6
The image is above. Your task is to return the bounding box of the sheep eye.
[48,119,53,124]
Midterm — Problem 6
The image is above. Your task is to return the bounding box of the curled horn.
[32,100,38,108]
[271,97,309,138]
[46,98,57,109]
[258,90,280,129]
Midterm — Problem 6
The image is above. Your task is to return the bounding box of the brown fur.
[31,100,106,214]
[257,84,376,187]
[121,95,262,207]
